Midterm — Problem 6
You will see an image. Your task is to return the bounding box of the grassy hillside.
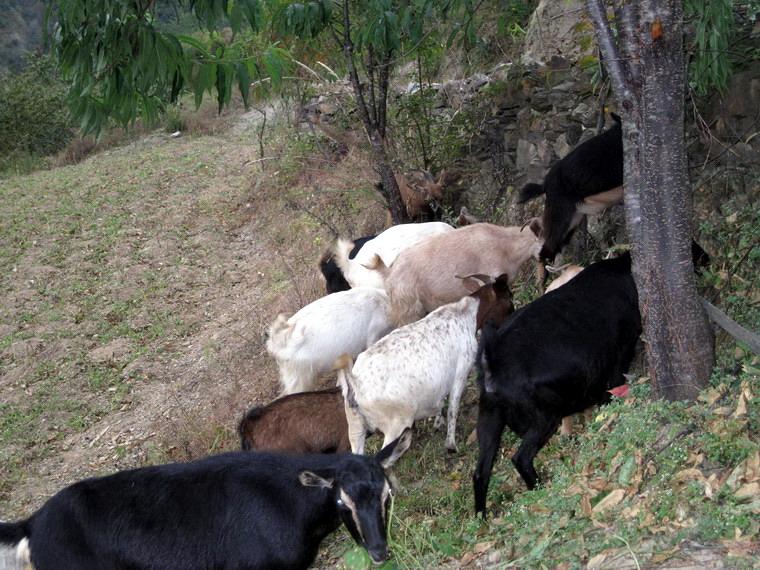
[0,105,386,513]
[0,103,758,569]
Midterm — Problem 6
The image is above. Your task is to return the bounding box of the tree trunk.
[588,0,714,400]
[630,1,714,399]
[339,0,410,224]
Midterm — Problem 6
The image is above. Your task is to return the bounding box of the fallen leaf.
[746,451,760,482]
[580,494,593,516]
[592,489,625,514]
[473,541,494,554]
[608,384,629,398]
[621,505,640,519]
[733,392,748,418]
[650,545,680,564]
[586,553,606,569]
[674,468,705,485]
[688,451,705,466]
[735,482,759,503]
[726,458,750,490]
[699,384,726,406]
[705,473,719,499]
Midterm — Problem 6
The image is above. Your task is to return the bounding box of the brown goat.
[238,389,350,454]
[396,170,443,220]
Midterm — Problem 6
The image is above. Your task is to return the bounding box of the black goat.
[472,253,641,514]
[519,114,623,261]
[319,235,376,293]
[0,430,411,569]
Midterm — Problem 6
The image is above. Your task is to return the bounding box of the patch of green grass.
[345,356,759,568]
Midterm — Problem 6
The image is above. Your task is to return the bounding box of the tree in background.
[587,0,715,400]
[46,0,486,223]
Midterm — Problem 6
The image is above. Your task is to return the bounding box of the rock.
[522,0,594,65]
[516,139,536,171]
[553,133,573,159]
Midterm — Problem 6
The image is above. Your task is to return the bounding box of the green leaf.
[236,62,251,108]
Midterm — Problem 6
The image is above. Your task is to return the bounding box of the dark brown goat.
[239,389,350,454]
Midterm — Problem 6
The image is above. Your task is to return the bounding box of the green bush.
[0,54,74,162]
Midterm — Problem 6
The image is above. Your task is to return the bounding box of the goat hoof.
[446,445,458,454]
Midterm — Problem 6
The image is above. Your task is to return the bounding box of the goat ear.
[492,274,510,296]
[376,428,412,470]
[299,471,334,489]
[528,218,544,238]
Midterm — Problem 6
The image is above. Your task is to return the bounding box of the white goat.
[333,222,454,290]
[267,287,394,395]
[335,275,513,454]
[367,223,542,325]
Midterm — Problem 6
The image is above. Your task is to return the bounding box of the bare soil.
[0,108,386,517]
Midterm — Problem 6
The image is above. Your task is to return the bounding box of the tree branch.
[341,0,375,138]
[366,46,378,127]
[702,299,760,355]
[613,0,641,88]
[586,0,634,106]
[377,50,391,139]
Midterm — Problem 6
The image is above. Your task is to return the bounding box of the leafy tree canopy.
[47,0,486,135]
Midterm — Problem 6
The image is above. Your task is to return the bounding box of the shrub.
[0,54,74,161]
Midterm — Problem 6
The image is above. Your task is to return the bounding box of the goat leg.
[473,404,506,516]
[445,369,468,452]
[511,418,559,489]
[344,401,368,454]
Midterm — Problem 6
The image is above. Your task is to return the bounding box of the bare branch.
[341,0,375,138]
[702,299,760,355]
[377,51,391,139]
[365,46,378,126]
[612,0,641,87]
[586,0,634,106]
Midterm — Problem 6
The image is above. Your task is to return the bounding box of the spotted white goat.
[332,222,454,290]
[267,287,394,394]
[335,275,513,454]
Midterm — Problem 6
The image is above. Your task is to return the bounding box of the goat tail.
[0,520,27,546]
[361,253,388,275]
[333,353,354,373]
[332,238,355,275]
[518,182,545,203]
[334,354,359,410]
[266,314,293,350]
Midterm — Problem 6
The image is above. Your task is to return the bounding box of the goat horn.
[455,273,493,285]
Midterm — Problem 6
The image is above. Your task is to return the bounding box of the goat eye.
[336,498,344,506]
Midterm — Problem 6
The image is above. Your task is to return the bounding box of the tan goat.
[364,223,543,326]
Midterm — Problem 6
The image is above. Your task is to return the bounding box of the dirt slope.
[0,110,385,516]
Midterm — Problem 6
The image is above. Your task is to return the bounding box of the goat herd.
[1,115,707,569]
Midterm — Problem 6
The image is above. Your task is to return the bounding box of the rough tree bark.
[340,0,410,224]
[587,0,714,400]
